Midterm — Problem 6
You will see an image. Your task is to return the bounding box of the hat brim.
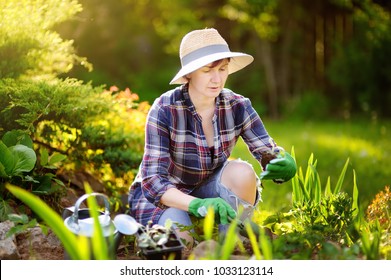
[169,52,254,85]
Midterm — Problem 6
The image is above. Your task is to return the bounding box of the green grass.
[231,118,391,213]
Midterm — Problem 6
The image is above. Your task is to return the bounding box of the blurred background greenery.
[56,0,391,120]
[1,0,391,215]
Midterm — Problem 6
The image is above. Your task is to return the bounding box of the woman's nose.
[211,71,221,83]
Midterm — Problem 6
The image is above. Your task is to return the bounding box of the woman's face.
[187,59,229,100]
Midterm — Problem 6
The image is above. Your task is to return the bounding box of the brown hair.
[209,58,230,68]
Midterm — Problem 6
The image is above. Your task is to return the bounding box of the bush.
[0,79,147,204]
[0,0,90,79]
[367,186,391,230]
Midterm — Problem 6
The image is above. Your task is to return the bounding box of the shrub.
[0,79,148,211]
[366,186,391,230]
[0,0,90,79]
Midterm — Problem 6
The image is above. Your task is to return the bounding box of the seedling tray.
[137,231,184,260]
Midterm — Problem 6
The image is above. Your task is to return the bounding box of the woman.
[128,28,296,246]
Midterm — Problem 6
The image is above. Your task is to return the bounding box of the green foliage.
[0,0,90,79]
[366,185,391,230]
[0,77,147,208]
[365,186,391,259]
[327,1,391,118]
[6,213,39,237]
[262,152,363,258]
[291,151,353,207]
[282,90,330,120]
[0,131,36,178]
[0,78,106,134]
[221,0,279,40]
[0,130,67,221]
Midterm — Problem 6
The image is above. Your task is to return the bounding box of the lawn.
[231,118,391,213]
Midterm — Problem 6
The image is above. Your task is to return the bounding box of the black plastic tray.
[137,231,184,260]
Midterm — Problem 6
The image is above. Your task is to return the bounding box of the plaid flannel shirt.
[128,84,277,225]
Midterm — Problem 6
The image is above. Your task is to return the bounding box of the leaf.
[0,198,14,222]
[40,148,49,166]
[48,152,67,166]
[0,162,7,178]
[7,213,29,224]
[310,164,322,203]
[220,218,237,260]
[334,158,350,194]
[0,141,15,175]
[259,227,273,260]
[9,144,36,174]
[352,169,359,218]
[157,236,168,246]
[324,176,331,197]
[203,206,215,241]
[244,221,262,260]
[85,184,111,260]
[164,218,173,230]
[2,131,33,149]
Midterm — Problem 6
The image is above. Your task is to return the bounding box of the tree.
[0,0,90,79]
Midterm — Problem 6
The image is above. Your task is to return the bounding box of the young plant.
[137,219,175,249]
[0,130,67,221]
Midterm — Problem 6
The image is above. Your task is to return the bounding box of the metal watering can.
[62,193,141,259]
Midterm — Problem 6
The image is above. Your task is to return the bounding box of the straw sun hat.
[169,28,254,84]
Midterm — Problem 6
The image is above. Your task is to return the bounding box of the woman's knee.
[220,160,258,204]
[221,160,257,187]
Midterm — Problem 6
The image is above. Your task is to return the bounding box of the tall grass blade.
[290,147,302,204]
[309,164,322,203]
[220,219,238,260]
[334,158,350,194]
[303,154,314,197]
[203,207,215,241]
[85,184,110,260]
[298,167,310,202]
[258,228,273,260]
[292,174,302,205]
[324,176,331,197]
[244,222,262,260]
[352,169,359,218]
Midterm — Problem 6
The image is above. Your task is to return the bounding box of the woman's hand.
[260,151,297,183]
[188,198,237,224]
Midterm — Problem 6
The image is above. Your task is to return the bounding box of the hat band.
[181,44,230,66]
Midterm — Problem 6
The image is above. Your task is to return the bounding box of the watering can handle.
[67,193,111,228]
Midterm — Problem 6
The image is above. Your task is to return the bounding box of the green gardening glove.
[188,198,237,225]
[260,151,297,183]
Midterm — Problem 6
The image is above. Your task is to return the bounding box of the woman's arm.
[160,188,196,211]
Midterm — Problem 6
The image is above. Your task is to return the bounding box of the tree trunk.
[254,36,279,119]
